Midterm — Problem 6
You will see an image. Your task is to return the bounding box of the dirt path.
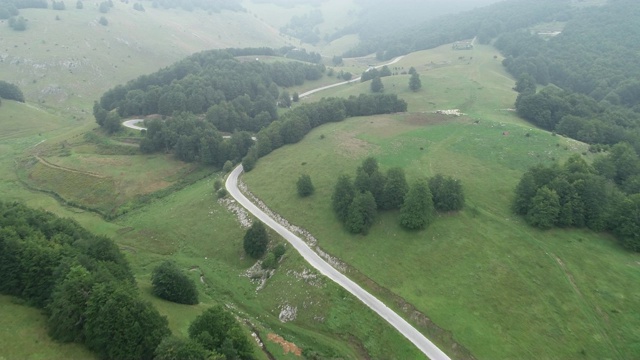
[35,156,106,178]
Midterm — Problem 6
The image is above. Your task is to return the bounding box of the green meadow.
[1,2,639,358]
[243,44,640,359]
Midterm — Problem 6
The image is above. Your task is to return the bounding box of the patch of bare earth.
[267,333,302,356]
[332,131,377,159]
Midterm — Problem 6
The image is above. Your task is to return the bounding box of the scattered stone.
[278,304,297,323]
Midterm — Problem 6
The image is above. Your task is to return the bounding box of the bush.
[273,243,286,260]
[151,261,199,305]
[216,188,227,198]
[296,174,314,197]
[213,178,222,191]
[261,252,277,270]
[222,160,234,173]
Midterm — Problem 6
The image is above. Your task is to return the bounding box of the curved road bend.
[299,56,405,99]
[123,56,406,130]
[226,165,450,360]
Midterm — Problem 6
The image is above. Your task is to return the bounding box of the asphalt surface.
[299,56,405,99]
[226,165,451,360]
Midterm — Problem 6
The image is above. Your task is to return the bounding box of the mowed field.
[243,44,640,359]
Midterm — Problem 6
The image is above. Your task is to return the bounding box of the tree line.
[341,0,568,60]
[497,0,640,152]
[139,112,254,167]
[331,157,464,234]
[513,151,640,252]
[94,49,325,133]
[0,201,255,359]
[242,93,408,171]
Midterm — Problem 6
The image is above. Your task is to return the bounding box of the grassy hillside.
[243,44,640,359]
[0,101,424,357]
[0,4,290,115]
[0,296,97,360]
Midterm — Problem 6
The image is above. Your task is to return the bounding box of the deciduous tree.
[151,261,198,305]
[243,221,268,259]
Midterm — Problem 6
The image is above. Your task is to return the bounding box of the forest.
[341,0,569,60]
[0,201,254,359]
[95,47,406,169]
[94,49,325,128]
[497,0,640,152]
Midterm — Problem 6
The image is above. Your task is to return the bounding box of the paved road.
[123,55,405,130]
[122,119,146,130]
[299,56,405,99]
[226,165,451,360]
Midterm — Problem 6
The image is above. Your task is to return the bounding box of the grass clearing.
[0,295,97,360]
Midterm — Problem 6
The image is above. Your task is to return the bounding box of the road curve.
[122,119,146,130]
[123,55,406,130]
[299,56,405,99]
[226,165,450,360]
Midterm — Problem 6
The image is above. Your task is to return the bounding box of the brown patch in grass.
[333,131,377,159]
[267,333,301,356]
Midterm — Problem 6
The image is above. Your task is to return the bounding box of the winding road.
[122,55,450,359]
[122,55,406,132]
[226,166,450,360]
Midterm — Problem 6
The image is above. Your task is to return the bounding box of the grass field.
[2,3,639,358]
[111,174,424,359]
[0,295,97,360]
[243,44,640,359]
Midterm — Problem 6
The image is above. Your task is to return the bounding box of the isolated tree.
[371,76,384,93]
[409,72,422,92]
[243,221,268,259]
[526,186,560,229]
[399,179,435,230]
[408,67,417,75]
[76,0,83,9]
[296,174,314,197]
[381,167,408,210]
[98,1,110,13]
[188,306,253,360]
[151,261,198,305]
[292,92,299,102]
[429,174,465,212]
[332,175,355,222]
[98,16,108,26]
[154,336,216,360]
[345,191,377,234]
[8,16,27,31]
[379,65,392,77]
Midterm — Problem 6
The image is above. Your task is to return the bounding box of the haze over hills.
[1,0,639,359]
